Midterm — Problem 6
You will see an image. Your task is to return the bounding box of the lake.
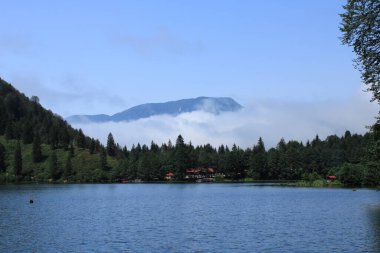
[0,184,379,252]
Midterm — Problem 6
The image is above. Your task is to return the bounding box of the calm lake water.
[0,184,379,253]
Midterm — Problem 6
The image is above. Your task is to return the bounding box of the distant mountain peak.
[66,97,243,124]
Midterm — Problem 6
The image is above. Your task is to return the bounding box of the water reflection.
[367,204,380,252]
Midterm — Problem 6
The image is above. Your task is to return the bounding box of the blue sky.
[1,0,378,147]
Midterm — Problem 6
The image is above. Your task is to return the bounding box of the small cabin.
[326,175,337,181]
[185,168,216,180]
[165,172,175,180]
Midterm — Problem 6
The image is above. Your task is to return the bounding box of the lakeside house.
[165,172,175,180]
[326,175,337,182]
[185,168,216,182]
[165,168,217,182]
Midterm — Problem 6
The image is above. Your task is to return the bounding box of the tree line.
[107,130,379,186]
[1,76,379,186]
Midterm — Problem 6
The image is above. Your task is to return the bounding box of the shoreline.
[1,180,379,190]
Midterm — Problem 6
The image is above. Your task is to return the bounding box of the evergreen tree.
[0,143,6,173]
[285,141,304,179]
[174,135,189,179]
[365,121,380,186]
[267,148,281,179]
[226,144,246,179]
[32,134,42,163]
[137,152,151,180]
[49,124,59,149]
[5,122,15,140]
[76,129,86,148]
[48,150,60,180]
[122,146,128,158]
[106,133,116,157]
[249,137,267,179]
[89,139,96,154]
[63,153,72,180]
[21,120,34,144]
[217,145,228,175]
[13,141,22,176]
[69,143,75,157]
[100,147,108,171]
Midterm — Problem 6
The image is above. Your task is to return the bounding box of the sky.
[1,0,379,148]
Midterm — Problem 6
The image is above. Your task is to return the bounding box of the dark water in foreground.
[0,184,379,253]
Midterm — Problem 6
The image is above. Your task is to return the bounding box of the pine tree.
[48,150,59,180]
[22,120,34,144]
[249,137,267,179]
[100,147,108,171]
[89,139,96,154]
[5,122,15,140]
[226,144,246,179]
[0,143,6,173]
[69,143,75,157]
[32,134,42,163]
[174,135,188,180]
[106,133,116,157]
[63,153,72,180]
[76,129,86,148]
[13,141,22,176]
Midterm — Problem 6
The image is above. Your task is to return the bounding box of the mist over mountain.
[66,97,243,123]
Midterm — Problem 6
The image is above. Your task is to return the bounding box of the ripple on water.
[0,184,379,252]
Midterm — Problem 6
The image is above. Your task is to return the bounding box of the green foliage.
[48,150,60,180]
[364,161,380,187]
[32,134,42,163]
[337,163,365,187]
[226,144,247,179]
[13,141,22,177]
[22,120,34,144]
[173,135,190,180]
[63,153,72,180]
[296,179,326,188]
[364,122,380,186]
[341,0,380,102]
[0,143,6,172]
[99,147,108,171]
[302,172,322,182]
[106,133,116,157]
[249,137,267,179]
[76,129,86,149]
[89,139,96,154]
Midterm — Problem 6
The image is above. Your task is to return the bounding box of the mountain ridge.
[66,96,243,123]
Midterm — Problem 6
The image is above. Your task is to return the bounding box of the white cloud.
[72,88,379,149]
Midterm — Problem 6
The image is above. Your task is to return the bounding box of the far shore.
[2,179,379,190]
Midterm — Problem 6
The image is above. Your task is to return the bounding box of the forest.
[0,78,379,187]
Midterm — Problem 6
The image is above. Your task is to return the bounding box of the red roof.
[186,168,215,174]
[166,172,174,177]
[186,168,201,173]
[327,175,337,180]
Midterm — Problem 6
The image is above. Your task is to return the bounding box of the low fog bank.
[73,90,379,149]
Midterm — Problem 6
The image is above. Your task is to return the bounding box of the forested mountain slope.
[0,78,379,186]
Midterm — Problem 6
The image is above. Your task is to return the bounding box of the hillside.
[66,97,243,123]
[1,78,379,186]
[0,78,119,183]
